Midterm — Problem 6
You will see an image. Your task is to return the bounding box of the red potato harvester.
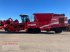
[1,13,68,33]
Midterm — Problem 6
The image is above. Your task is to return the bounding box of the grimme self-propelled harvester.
[3,13,68,33]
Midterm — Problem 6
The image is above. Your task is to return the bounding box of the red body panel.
[34,13,52,27]
[27,13,68,31]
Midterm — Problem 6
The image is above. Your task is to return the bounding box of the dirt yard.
[0,31,70,52]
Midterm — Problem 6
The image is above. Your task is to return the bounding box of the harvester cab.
[20,14,30,23]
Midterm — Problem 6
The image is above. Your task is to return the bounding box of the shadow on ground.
[0,31,55,34]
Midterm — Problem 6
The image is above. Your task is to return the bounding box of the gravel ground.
[0,31,70,52]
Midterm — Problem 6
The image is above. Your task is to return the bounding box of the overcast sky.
[0,0,70,22]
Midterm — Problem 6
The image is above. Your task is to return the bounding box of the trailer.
[3,13,68,33]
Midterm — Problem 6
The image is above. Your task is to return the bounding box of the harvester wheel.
[33,28,41,33]
[27,28,33,33]
[54,28,62,33]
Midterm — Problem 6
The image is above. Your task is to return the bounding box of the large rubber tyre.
[27,28,33,33]
[54,28,62,33]
[33,28,41,33]
[27,28,41,33]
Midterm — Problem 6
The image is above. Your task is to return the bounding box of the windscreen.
[20,15,29,23]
